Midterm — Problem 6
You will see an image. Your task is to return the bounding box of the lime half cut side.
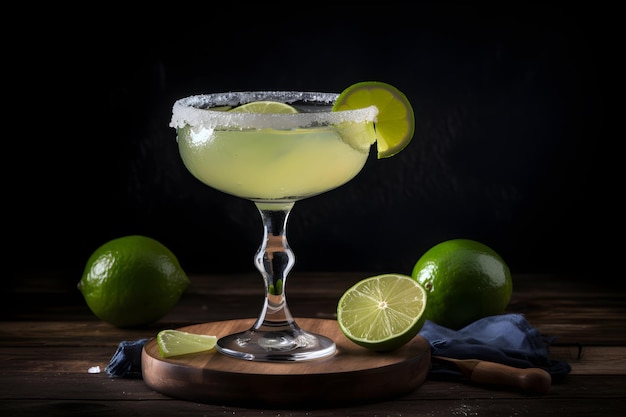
[337,273,427,352]
[333,81,415,158]
[157,329,218,358]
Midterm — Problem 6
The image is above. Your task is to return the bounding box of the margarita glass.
[170,91,378,361]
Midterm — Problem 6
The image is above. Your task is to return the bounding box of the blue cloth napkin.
[105,314,571,381]
[105,338,149,378]
[418,313,571,381]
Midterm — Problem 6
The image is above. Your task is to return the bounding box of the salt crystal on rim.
[169,91,378,130]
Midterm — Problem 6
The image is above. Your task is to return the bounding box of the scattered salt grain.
[88,366,101,374]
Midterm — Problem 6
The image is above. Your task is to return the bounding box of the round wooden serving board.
[142,318,431,408]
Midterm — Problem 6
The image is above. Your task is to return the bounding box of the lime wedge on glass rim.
[337,273,427,352]
[156,329,218,358]
[333,81,415,158]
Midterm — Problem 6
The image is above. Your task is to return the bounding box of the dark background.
[9,3,617,283]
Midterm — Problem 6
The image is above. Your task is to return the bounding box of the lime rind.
[157,329,218,358]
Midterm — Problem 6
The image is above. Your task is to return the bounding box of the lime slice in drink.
[333,81,415,158]
[229,101,299,113]
[208,105,233,111]
[156,329,218,358]
[337,273,427,351]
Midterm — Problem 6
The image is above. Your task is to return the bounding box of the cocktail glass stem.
[216,202,336,361]
[254,203,296,327]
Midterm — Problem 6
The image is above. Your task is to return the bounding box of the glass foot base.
[216,328,336,362]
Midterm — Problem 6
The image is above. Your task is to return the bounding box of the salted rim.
[169,91,379,130]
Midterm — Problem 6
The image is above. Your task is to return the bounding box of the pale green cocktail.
[170,91,378,362]
[177,126,369,202]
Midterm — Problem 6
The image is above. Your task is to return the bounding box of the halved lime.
[337,273,427,352]
[333,81,415,158]
[156,329,218,358]
[229,101,298,114]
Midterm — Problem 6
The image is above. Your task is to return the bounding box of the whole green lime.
[77,235,190,328]
[411,239,512,330]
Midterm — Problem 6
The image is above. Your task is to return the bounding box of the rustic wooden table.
[2,272,625,416]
